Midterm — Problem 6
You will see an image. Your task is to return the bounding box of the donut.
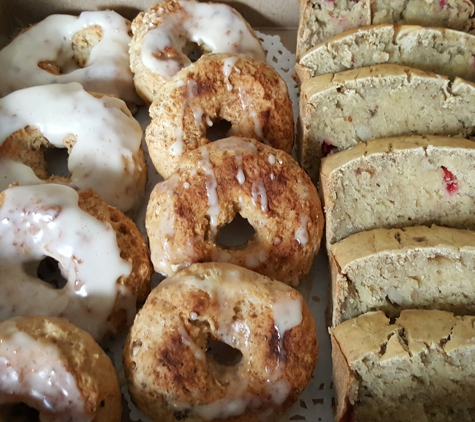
[145,53,294,178]
[0,184,153,341]
[0,10,141,108]
[123,262,318,422]
[0,83,147,212]
[0,316,121,422]
[145,137,324,286]
[129,0,266,103]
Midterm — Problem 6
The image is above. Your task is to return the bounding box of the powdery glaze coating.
[0,184,152,341]
[146,137,324,286]
[299,64,475,184]
[296,24,475,83]
[0,11,141,106]
[0,316,121,422]
[329,225,475,326]
[146,53,294,178]
[129,0,266,103]
[320,135,475,248]
[332,310,475,421]
[296,0,475,59]
[0,83,147,212]
[123,262,318,422]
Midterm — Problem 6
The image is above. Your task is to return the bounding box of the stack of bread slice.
[296,1,475,420]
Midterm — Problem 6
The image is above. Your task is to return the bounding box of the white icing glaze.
[235,155,245,185]
[222,56,240,91]
[169,78,205,157]
[0,319,90,421]
[141,1,265,79]
[0,11,140,104]
[0,83,144,212]
[170,101,187,156]
[177,318,205,360]
[272,290,303,337]
[295,215,309,246]
[0,158,45,187]
[268,154,276,165]
[245,250,268,269]
[0,184,132,341]
[251,180,269,212]
[250,110,270,145]
[199,148,220,236]
[238,88,269,144]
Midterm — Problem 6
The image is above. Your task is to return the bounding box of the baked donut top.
[124,262,318,421]
[0,83,145,212]
[0,11,141,105]
[0,184,132,341]
[0,318,88,420]
[0,316,122,421]
[146,137,324,285]
[133,0,266,80]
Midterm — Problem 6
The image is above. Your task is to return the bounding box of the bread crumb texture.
[332,309,475,421]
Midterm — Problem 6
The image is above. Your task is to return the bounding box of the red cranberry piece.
[441,166,459,195]
[322,141,337,157]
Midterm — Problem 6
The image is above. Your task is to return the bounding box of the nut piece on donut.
[0,316,121,422]
[0,11,141,108]
[146,137,324,286]
[123,262,318,422]
[0,184,152,341]
[146,53,294,178]
[0,83,147,212]
[129,0,266,103]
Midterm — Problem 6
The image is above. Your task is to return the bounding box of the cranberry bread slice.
[296,24,475,83]
[320,135,475,247]
[297,0,475,59]
[332,309,475,422]
[299,64,475,183]
[330,225,475,327]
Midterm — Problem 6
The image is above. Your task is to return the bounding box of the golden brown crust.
[123,262,318,422]
[0,316,121,422]
[145,137,324,286]
[331,333,357,422]
[145,53,294,178]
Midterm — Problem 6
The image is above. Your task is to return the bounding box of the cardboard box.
[0,1,334,421]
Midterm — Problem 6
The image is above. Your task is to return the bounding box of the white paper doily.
[111,31,335,422]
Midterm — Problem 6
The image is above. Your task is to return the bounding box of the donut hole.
[206,118,232,142]
[22,256,68,289]
[183,41,206,63]
[1,403,40,422]
[206,338,243,367]
[43,146,71,178]
[217,213,255,248]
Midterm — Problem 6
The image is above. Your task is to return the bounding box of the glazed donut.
[145,137,324,286]
[0,184,152,341]
[129,0,266,103]
[0,316,121,422]
[146,53,294,178]
[0,11,142,108]
[123,262,318,422]
[0,83,147,212]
